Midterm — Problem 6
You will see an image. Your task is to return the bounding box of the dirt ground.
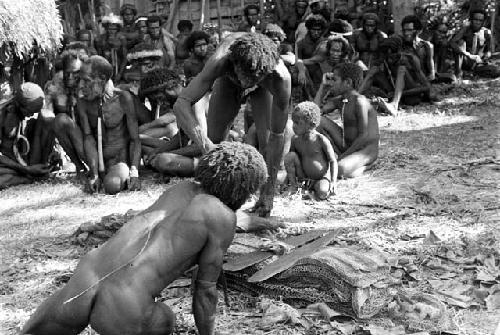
[0,79,499,335]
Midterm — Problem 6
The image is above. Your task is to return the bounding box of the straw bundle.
[0,0,63,57]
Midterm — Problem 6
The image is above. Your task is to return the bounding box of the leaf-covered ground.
[0,79,499,335]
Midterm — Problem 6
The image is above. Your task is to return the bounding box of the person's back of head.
[228,33,279,77]
[195,142,268,211]
[177,20,194,33]
[139,67,181,99]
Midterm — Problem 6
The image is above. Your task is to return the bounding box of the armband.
[270,130,285,137]
[129,166,139,178]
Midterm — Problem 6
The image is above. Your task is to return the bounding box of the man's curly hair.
[263,23,286,42]
[380,36,403,53]
[228,33,279,77]
[186,30,211,51]
[401,15,423,31]
[305,15,327,30]
[333,62,363,90]
[292,101,321,129]
[195,142,268,211]
[139,68,181,96]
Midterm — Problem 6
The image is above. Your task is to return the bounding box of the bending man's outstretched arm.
[193,198,236,335]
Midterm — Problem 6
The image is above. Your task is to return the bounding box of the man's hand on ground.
[85,175,101,194]
[252,182,274,217]
[128,177,141,191]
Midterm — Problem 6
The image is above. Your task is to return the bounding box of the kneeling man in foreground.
[22,142,268,335]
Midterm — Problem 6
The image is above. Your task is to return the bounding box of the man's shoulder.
[189,193,236,226]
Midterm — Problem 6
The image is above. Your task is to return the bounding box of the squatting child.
[285,101,338,200]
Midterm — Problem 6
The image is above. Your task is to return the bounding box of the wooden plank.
[223,229,330,272]
[285,229,328,247]
[224,250,273,271]
[248,231,337,283]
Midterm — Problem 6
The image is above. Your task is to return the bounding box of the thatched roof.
[0,0,63,57]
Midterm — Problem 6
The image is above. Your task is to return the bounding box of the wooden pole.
[166,0,180,32]
[77,4,85,30]
[200,0,206,28]
[216,0,222,37]
[188,0,192,21]
[259,0,264,25]
[491,2,497,52]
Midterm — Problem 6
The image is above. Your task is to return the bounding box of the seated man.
[184,31,213,82]
[351,13,387,70]
[362,36,432,115]
[285,101,337,199]
[47,51,91,175]
[95,14,128,83]
[21,142,268,335]
[317,63,379,178]
[295,15,328,99]
[175,20,194,63]
[450,8,500,79]
[431,22,456,83]
[0,83,51,189]
[138,68,183,156]
[400,15,435,82]
[77,56,141,195]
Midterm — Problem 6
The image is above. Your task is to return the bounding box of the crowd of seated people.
[0,2,498,201]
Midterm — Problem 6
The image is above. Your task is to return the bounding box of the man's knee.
[141,302,175,335]
[103,163,129,195]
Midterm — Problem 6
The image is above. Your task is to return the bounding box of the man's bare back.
[342,92,380,149]
[22,142,268,335]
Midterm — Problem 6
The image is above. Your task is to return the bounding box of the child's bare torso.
[293,132,329,180]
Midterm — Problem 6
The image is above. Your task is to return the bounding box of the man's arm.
[173,57,221,153]
[340,97,371,159]
[193,198,235,335]
[424,41,435,81]
[450,27,472,58]
[77,102,98,178]
[255,61,291,217]
[121,91,141,190]
[319,133,338,194]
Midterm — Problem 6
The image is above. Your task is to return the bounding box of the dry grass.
[1,79,499,334]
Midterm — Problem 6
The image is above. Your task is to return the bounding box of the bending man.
[22,142,268,335]
[173,32,291,217]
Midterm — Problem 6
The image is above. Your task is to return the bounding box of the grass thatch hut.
[0,0,63,58]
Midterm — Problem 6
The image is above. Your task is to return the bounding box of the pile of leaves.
[0,0,63,60]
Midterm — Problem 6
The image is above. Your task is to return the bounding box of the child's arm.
[319,134,338,195]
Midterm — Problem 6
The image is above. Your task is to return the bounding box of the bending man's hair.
[84,55,113,81]
[228,33,279,77]
[195,142,268,211]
